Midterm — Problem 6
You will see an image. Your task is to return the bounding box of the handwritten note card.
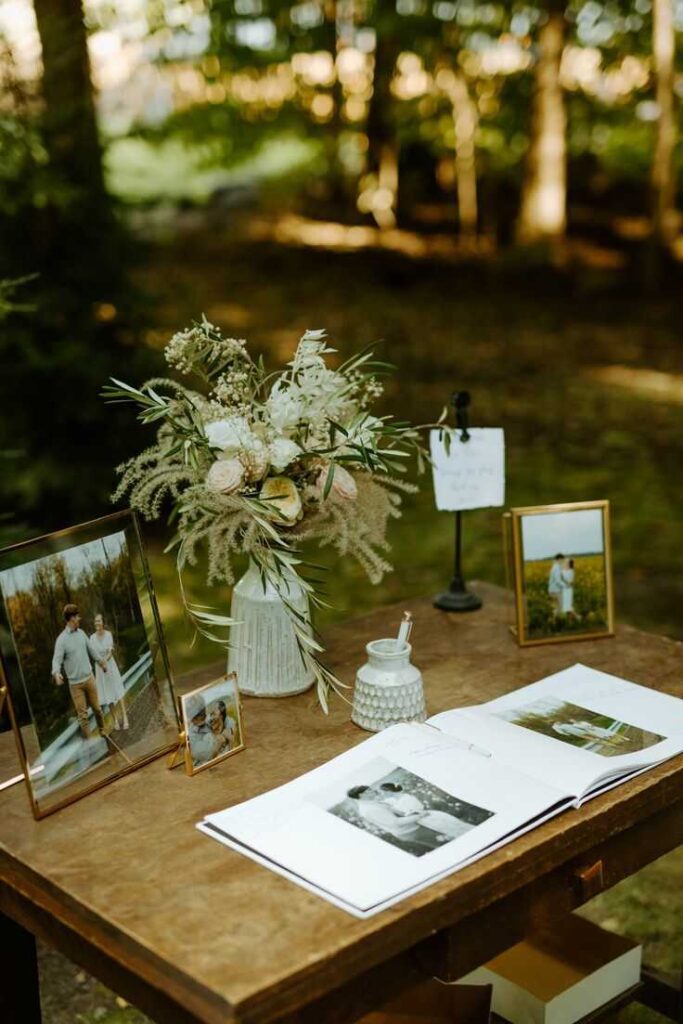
[430,428,505,511]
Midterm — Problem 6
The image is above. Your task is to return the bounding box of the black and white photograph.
[181,672,245,775]
[0,512,179,817]
[494,697,665,758]
[320,757,494,858]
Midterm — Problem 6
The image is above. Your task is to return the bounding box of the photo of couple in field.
[519,505,612,643]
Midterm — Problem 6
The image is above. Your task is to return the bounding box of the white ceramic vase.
[227,561,315,697]
[351,639,426,732]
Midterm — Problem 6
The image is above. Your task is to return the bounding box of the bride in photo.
[561,558,575,615]
[90,614,129,730]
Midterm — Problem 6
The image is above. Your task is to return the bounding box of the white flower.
[268,437,301,472]
[290,329,333,371]
[260,476,303,523]
[266,383,304,435]
[205,416,251,453]
[206,458,244,494]
[328,464,358,502]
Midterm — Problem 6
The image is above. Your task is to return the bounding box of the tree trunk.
[449,72,478,241]
[364,0,400,228]
[516,1,567,245]
[651,0,677,247]
[33,0,109,219]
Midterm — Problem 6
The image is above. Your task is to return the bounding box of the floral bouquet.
[104,319,424,709]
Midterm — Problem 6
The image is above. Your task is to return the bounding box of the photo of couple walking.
[0,517,179,815]
[325,760,493,858]
[51,603,129,746]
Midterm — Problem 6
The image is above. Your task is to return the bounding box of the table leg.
[638,964,683,1023]
[0,913,42,1024]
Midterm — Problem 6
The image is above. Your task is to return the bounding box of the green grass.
[105,136,317,204]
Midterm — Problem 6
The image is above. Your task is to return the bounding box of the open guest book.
[198,664,683,917]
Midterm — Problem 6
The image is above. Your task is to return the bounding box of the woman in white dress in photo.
[90,614,129,730]
[561,558,575,615]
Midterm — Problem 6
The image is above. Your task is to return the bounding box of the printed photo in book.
[317,756,494,858]
[493,699,665,758]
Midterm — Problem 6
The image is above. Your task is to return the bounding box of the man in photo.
[547,553,566,616]
[51,604,110,742]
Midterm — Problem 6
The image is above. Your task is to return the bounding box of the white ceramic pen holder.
[351,639,427,733]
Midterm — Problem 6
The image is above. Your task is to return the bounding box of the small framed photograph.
[505,500,615,647]
[0,511,180,818]
[180,673,245,776]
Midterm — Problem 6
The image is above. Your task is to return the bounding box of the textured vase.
[351,639,426,732]
[227,561,315,697]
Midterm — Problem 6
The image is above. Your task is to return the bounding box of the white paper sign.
[430,427,505,511]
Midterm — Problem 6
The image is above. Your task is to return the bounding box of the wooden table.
[1,583,682,1024]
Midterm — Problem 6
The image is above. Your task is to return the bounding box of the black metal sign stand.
[433,391,483,613]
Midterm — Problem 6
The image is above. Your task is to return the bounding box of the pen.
[396,611,413,649]
[451,737,492,758]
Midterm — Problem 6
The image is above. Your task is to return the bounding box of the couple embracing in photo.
[548,554,576,616]
[51,603,128,744]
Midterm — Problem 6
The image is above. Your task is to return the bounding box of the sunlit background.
[0,2,682,1017]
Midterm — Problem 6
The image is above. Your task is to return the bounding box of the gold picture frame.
[179,673,245,776]
[503,500,615,648]
[0,510,180,819]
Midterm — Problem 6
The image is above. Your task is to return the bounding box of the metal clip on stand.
[433,391,483,613]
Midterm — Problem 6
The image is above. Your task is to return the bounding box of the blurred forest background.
[0,0,681,1019]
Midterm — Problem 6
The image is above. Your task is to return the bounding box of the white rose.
[206,458,244,494]
[205,416,251,453]
[269,438,301,472]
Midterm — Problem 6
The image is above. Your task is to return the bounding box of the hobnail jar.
[227,561,315,697]
[351,638,426,732]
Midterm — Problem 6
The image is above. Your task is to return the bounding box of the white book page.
[429,664,683,800]
[198,798,571,919]
[200,722,567,914]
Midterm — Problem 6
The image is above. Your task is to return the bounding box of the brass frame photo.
[180,673,245,776]
[504,500,615,647]
[0,510,180,819]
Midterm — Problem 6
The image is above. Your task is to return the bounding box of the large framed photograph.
[504,500,614,647]
[180,673,245,776]
[0,510,180,818]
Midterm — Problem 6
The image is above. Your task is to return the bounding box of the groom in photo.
[547,553,565,615]
[52,604,110,742]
